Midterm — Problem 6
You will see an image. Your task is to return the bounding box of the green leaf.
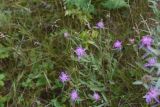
[101,93,109,105]
[0,11,11,27]
[91,30,99,38]
[102,0,129,9]
[65,0,94,13]
[0,74,5,80]
[50,99,62,107]
[148,47,160,56]
[156,78,160,89]
[0,81,4,86]
[0,103,4,107]
[0,47,10,59]
[132,80,143,85]
[80,80,106,91]
[36,77,47,87]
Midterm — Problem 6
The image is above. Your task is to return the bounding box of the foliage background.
[0,0,159,107]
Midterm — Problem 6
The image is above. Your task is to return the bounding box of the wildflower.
[64,32,69,38]
[96,20,104,29]
[143,88,160,104]
[144,57,157,67]
[59,72,70,83]
[93,92,100,101]
[129,38,135,44]
[70,90,79,101]
[141,35,153,48]
[113,40,122,50]
[75,46,86,59]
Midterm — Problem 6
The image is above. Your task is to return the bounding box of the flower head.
[96,20,104,29]
[141,35,153,48]
[144,57,157,67]
[143,88,160,104]
[113,40,122,49]
[129,38,135,44]
[93,92,100,101]
[75,46,86,59]
[59,72,70,83]
[70,90,79,101]
[64,32,69,38]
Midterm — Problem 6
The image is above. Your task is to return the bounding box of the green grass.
[0,0,158,107]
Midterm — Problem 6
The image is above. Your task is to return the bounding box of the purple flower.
[59,72,70,83]
[96,20,104,29]
[70,90,79,101]
[144,57,157,67]
[141,35,153,48]
[75,46,86,59]
[93,92,100,101]
[64,32,69,38]
[143,88,160,104]
[113,40,122,49]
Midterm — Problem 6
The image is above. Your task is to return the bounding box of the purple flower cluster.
[140,35,160,105]
[59,71,70,83]
[75,46,86,60]
[141,35,153,48]
[70,90,79,101]
[60,32,156,105]
[113,40,122,50]
[96,20,104,29]
[112,35,153,51]
[59,72,101,102]
[144,57,157,67]
[111,35,158,105]
[144,88,160,104]
[93,92,100,101]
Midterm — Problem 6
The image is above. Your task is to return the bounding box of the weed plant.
[0,0,159,107]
